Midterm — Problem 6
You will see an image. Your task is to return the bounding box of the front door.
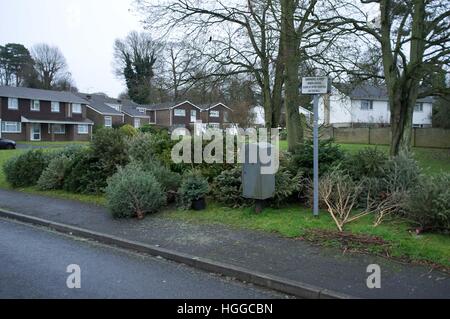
[31,124,41,141]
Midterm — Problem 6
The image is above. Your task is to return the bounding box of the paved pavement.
[0,218,288,299]
[0,189,449,298]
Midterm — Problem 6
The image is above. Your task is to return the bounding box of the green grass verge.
[164,203,450,268]
[16,141,89,147]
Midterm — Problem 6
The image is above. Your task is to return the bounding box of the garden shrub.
[343,147,388,179]
[105,165,166,219]
[177,170,209,210]
[289,139,345,177]
[271,169,304,207]
[128,131,174,167]
[403,173,450,233]
[3,149,51,188]
[63,148,108,194]
[139,160,181,192]
[212,166,248,208]
[381,152,421,193]
[119,124,138,137]
[91,127,129,177]
[37,155,72,190]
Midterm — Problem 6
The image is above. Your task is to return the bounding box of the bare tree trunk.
[281,0,303,151]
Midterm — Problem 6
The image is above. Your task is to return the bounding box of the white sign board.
[301,77,330,94]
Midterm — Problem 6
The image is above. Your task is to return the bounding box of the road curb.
[0,208,355,299]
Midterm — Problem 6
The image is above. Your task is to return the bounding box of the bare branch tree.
[31,43,71,90]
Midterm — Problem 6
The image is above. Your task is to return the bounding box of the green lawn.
[16,141,89,147]
[165,203,450,268]
[279,140,450,175]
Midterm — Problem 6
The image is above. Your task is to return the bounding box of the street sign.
[300,76,331,218]
[301,77,331,94]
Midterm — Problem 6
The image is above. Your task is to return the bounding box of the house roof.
[121,104,150,118]
[143,101,200,111]
[197,102,232,111]
[335,84,434,103]
[0,86,87,104]
[76,93,123,116]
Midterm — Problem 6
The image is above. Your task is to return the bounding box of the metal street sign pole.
[301,76,330,218]
[313,94,319,217]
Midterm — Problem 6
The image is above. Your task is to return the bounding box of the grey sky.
[0,0,143,97]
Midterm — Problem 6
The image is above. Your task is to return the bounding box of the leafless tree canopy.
[31,43,70,90]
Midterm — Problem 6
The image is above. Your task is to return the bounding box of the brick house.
[0,86,93,142]
[140,101,232,131]
[77,93,124,128]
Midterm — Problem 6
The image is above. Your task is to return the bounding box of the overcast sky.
[0,0,143,97]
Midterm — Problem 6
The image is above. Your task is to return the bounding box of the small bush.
[343,147,388,179]
[139,124,169,135]
[403,173,450,233]
[177,171,209,210]
[289,139,345,177]
[63,148,108,194]
[119,124,138,137]
[271,169,304,207]
[3,150,51,188]
[139,160,181,192]
[37,155,72,190]
[381,152,421,193]
[212,166,248,208]
[128,132,173,165]
[91,127,129,177]
[105,165,166,219]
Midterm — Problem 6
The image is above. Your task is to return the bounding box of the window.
[134,118,141,128]
[8,98,18,110]
[72,103,82,114]
[106,103,121,112]
[104,116,112,127]
[77,124,89,134]
[210,110,220,118]
[414,103,423,112]
[190,110,197,122]
[174,109,186,117]
[1,121,21,133]
[224,111,229,122]
[360,100,373,110]
[51,101,60,113]
[31,100,40,111]
[48,124,65,134]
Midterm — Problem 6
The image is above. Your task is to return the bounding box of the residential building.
[0,86,93,141]
[77,93,124,128]
[318,85,434,128]
[121,104,150,129]
[198,103,233,129]
[139,101,232,131]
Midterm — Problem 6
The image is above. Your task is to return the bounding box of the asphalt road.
[0,218,288,299]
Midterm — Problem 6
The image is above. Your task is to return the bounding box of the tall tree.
[330,0,450,155]
[0,43,35,86]
[114,31,160,104]
[31,43,71,90]
[135,0,286,128]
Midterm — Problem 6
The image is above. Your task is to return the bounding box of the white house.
[318,85,433,128]
[250,105,313,126]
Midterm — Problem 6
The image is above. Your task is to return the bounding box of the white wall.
[412,102,432,126]
[318,88,352,126]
